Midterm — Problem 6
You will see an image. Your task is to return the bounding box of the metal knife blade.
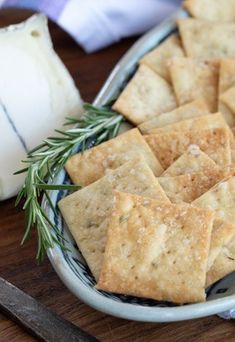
[0,277,99,342]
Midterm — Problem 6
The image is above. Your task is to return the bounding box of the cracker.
[183,0,235,22]
[206,233,235,287]
[112,65,177,125]
[193,176,235,225]
[218,103,235,128]
[220,86,235,115]
[97,191,214,304]
[218,59,235,127]
[138,99,209,134]
[139,34,185,82]
[148,113,226,135]
[219,60,235,93]
[168,58,219,112]
[66,128,163,186]
[178,18,235,59]
[231,150,235,164]
[207,219,235,273]
[163,146,218,177]
[158,170,228,204]
[145,128,231,169]
[59,158,169,281]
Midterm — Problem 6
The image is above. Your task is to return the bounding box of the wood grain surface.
[0,8,235,342]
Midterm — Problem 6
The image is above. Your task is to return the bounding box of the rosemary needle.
[15,103,123,263]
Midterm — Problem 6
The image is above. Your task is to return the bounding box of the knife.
[0,277,99,342]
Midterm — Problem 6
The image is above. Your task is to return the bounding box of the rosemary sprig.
[15,103,123,263]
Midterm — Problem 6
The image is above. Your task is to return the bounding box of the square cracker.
[145,128,231,169]
[207,219,235,273]
[206,232,235,287]
[219,59,235,127]
[231,150,235,164]
[168,58,219,112]
[97,191,214,304]
[193,176,235,225]
[59,158,169,281]
[158,170,228,204]
[220,86,235,115]
[112,64,177,125]
[138,99,209,134]
[139,34,185,82]
[183,0,235,22]
[219,60,235,93]
[163,146,218,177]
[65,128,163,186]
[178,18,235,59]
[148,113,227,135]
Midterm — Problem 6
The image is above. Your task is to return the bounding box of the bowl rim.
[45,9,235,322]
[47,226,235,322]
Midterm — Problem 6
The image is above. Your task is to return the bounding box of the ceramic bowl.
[43,9,235,322]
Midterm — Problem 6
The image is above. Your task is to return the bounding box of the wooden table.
[0,9,235,342]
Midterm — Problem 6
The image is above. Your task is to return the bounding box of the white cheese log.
[0,14,83,200]
[0,103,25,199]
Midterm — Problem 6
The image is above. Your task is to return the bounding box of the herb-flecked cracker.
[138,99,209,134]
[220,86,235,115]
[207,230,235,287]
[163,146,218,177]
[65,128,163,186]
[139,34,185,82]
[193,176,235,226]
[112,64,177,125]
[183,0,235,22]
[97,191,214,304]
[207,219,235,273]
[145,128,231,169]
[158,170,228,204]
[148,113,227,135]
[59,158,169,281]
[218,59,235,127]
[178,18,235,59]
[169,58,219,112]
[231,150,235,164]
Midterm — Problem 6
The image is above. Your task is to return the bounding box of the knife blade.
[0,277,99,342]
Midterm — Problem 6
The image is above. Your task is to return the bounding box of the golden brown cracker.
[178,18,235,59]
[66,128,163,186]
[59,158,169,280]
[139,34,185,82]
[138,99,209,134]
[183,0,235,22]
[97,191,214,304]
[163,146,218,177]
[145,128,231,169]
[169,58,219,112]
[112,64,177,125]
[158,170,228,204]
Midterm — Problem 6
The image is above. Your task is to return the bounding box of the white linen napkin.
[2,0,182,52]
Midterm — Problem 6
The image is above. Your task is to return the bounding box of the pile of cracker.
[59,1,235,304]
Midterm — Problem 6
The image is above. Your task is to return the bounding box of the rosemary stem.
[15,103,123,262]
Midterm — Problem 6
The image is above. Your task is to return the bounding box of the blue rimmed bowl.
[43,9,235,322]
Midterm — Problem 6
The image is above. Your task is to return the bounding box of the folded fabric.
[219,309,235,320]
[1,0,181,52]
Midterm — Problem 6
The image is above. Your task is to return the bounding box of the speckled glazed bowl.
[43,10,235,322]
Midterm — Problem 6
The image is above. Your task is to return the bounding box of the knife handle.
[0,277,99,342]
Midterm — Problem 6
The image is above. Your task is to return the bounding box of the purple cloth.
[1,0,181,52]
